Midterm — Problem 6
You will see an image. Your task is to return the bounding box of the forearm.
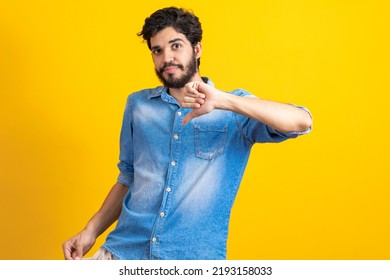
[216,90,312,133]
[82,182,128,238]
[182,81,312,131]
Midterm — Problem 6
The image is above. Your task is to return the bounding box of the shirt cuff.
[117,172,133,188]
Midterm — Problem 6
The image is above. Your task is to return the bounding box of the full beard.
[155,52,198,89]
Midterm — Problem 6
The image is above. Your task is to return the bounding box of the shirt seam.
[233,111,253,148]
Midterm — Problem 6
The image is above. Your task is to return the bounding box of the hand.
[181,81,219,125]
[62,230,96,260]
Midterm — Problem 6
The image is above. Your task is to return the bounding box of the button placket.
[150,108,184,258]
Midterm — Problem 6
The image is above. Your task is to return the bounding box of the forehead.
[150,27,190,48]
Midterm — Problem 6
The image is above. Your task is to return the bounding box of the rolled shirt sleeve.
[232,89,312,146]
[117,95,135,188]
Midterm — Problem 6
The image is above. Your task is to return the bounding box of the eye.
[152,48,161,55]
[172,43,182,49]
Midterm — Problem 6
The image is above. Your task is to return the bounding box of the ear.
[194,42,202,59]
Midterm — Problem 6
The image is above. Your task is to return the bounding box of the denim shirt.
[102,78,311,260]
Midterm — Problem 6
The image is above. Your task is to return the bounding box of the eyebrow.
[168,38,185,44]
[151,38,185,51]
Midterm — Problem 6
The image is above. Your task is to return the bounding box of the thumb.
[182,111,197,126]
[73,244,84,260]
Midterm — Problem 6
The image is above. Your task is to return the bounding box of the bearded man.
[62,6,312,260]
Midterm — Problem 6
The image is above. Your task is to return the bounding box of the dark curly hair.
[138,7,203,66]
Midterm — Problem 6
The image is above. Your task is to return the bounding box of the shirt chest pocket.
[194,124,228,160]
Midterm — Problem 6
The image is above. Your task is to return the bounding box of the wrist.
[216,90,234,111]
[83,221,101,239]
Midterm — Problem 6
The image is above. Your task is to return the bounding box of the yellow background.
[1,0,389,259]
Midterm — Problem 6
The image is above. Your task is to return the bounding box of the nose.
[162,49,174,63]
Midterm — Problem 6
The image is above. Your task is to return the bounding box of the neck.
[168,73,203,103]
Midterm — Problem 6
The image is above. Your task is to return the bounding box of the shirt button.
[152,237,157,243]
[171,161,176,166]
[166,187,171,192]
[159,212,165,218]
[177,112,182,116]
[173,134,179,140]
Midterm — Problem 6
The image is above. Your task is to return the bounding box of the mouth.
[164,66,179,74]
[160,63,184,74]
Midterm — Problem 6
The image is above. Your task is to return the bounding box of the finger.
[181,98,204,109]
[185,91,205,99]
[181,102,201,109]
[183,96,197,103]
[185,84,199,95]
[183,96,205,105]
[73,244,84,260]
[62,242,74,260]
[197,93,206,99]
[196,98,205,105]
[190,81,200,90]
[184,91,198,98]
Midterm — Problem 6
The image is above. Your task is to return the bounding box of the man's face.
[150,27,201,89]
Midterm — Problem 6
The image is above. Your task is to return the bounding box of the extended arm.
[181,81,312,132]
[62,182,128,260]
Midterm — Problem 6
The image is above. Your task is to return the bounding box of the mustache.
[159,62,184,73]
